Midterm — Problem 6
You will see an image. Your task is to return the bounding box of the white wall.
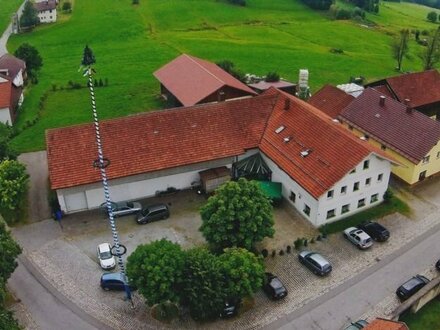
[38,9,57,23]
[0,108,11,125]
[12,70,23,87]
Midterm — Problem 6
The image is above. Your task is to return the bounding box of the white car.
[97,243,116,270]
[343,227,373,250]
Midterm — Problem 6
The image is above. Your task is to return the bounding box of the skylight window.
[283,136,291,143]
[275,125,285,134]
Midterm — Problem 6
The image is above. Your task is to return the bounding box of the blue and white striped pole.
[85,65,133,304]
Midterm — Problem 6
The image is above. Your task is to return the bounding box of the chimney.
[284,98,290,110]
[404,98,412,113]
[379,95,386,106]
[217,90,225,102]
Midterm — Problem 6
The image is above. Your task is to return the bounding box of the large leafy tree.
[182,248,227,320]
[0,124,18,161]
[200,178,274,251]
[219,248,265,298]
[420,27,440,70]
[391,29,410,72]
[19,1,39,29]
[126,239,186,306]
[0,160,29,224]
[14,43,43,78]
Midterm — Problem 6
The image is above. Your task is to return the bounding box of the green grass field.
[0,0,21,32]
[3,0,439,152]
[400,298,440,329]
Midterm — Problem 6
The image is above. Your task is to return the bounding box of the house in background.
[153,54,257,108]
[248,79,296,95]
[46,88,396,227]
[33,0,58,24]
[365,70,440,119]
[310,85,440,185]
[0,54,26,124]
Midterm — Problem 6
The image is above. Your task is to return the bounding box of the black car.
[357,221,390,242]
[100,272,136,291]
[343,319,369,330]
[220,298,241,318]
[436,259,440,271]
[136,203,170,224]
[263,273,288,300]
[396,275,430,301]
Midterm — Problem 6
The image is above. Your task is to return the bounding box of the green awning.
[255,181,282,201]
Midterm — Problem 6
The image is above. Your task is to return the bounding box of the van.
[136,203,170,224]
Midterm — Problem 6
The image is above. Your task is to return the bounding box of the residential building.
[153,54,257,108]
[309,84,354,119]
[365,70,440,119]
[0,54,26,88]
[34,0,57,24]
[46,88,395,227]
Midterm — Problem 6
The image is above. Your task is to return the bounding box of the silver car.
[298,250,332,276]
[343,227,373,250]
[100,201,142,217]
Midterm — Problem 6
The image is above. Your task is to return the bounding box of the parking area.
[11,181,440,330]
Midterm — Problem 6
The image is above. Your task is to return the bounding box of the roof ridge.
[184,54,226,86]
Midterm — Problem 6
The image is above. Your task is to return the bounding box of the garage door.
[64,191,88,212]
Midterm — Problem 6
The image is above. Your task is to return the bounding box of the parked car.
[357,221,390,242]
[100,201,142,217]
[343,319,369,330]
[263,273,288,300]
[100,272,135,291]
[97,243,116,270]
[220,298,241,318]
[298,250,332,276]
[343,227,373,250]
[136,203,170,224]
[436,259,440,271]
[396,275,430,301]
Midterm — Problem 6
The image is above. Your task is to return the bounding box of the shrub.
[279,249,284,256]
[261,249,268,258]
[383,189,394,203]
[302,0,333,10]
[271,250,276,257]
[62,2,72,12]
[286,245,291,253]
[294,238,302,250]
[427,11,438,23]
[303,238,308,247]
[265,72,280,82]
[336,8,352,20]
[330,48,344,54]
[132,0,140,4]
[228,0,246,5]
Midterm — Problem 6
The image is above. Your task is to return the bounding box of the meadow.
[2,0,439,151]
[0,0,21,32]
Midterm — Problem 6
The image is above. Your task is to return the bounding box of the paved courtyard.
[9,177,440,329]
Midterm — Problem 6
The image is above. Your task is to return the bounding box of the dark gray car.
[136,203,170,224]
[298,250,332,276]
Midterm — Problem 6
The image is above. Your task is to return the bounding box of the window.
[370,194,379,203]
[327,190,334,199]
[437,151,440,159]
[353,182,360,191]
[381,145,387,151]
[358,198,366,208]
[326,209,336,219]
[365,178,371,186]
[289,191,296,203]
[341,204,350,214]
[377,173,383,182]
[348,125,353,130]
[422,156,430,164]
[341,186,347,194]
[363,160,369,170]
[303,204,311,216]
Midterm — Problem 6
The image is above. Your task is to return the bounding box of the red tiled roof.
[364,318,408,330]
[153,54,257,106]
[34,0,57,12]
[0,54,26,81]
[308,85,355,118]
[372,85,394,98]
[369,70,440,108]
[0,79,12,109]
[46,94,276,190]
[341,88,440,164]
[260,89,388,198]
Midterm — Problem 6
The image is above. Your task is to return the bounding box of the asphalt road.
[8,257,106,330]
[266,221,440,330]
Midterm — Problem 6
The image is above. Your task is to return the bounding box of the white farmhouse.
[46,88,396,227]
[34,0,57,23]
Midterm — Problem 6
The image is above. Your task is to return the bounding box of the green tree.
[0,123,18,161]
[216,60,245,82]
[0,160,29,224]
[19,1,39,29]
[0,306,20,330]
[14,43,43,79]
[427,11,438,23]
[0,220,21,303]
[420,27,440,70]
[219,248,265,298]
[81,45,96,67]
[126,239,186,306]
[182,248,227,320]
[62,1,72,12]
[392,29,410,71]
[200,178,274,251]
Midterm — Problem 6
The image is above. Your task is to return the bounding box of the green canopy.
[255,181,282,202]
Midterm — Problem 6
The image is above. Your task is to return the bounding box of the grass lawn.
[0,0,22,33]
[320,194,410,234]
[400,298,440,330]
[5,0,440,152]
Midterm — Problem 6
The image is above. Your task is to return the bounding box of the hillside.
[4,0,439,151]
